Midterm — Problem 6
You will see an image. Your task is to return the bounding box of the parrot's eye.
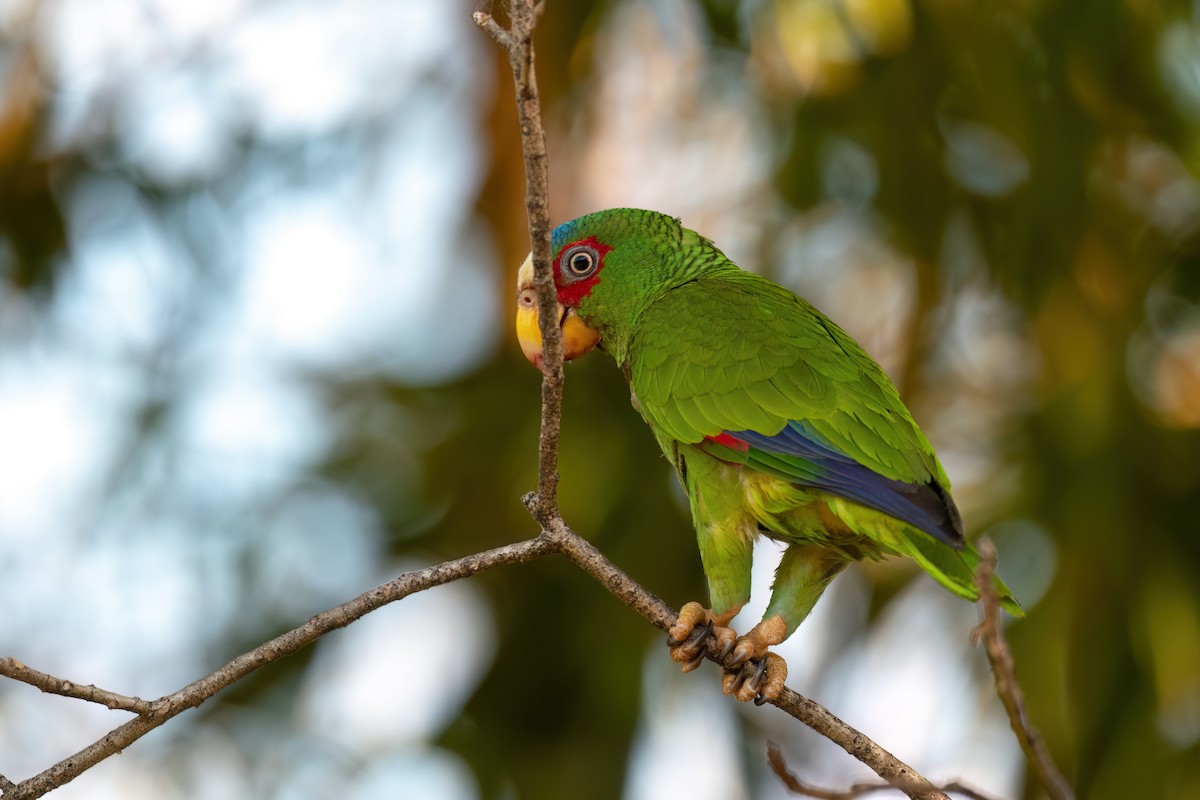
[518,287,537,308]
[562,246,599,278]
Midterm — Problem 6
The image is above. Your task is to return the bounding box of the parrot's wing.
[729,423,962,548]
[630,271,964,548]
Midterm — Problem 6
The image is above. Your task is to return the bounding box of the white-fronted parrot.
[515,208,1021,703]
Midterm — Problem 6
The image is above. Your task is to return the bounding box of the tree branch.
[471,10,513,51]
[767,742,995,800]
[530,508,948,799]
[473,2,560,522]
[0,537,555,800]
[0,660,152,714]
[975,540,1074,800]
[0,527,947,800]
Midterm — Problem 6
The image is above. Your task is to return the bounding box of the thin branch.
[473,2,561,522]
[1,521,954,800]
[974,540,1074,800]
[767,743,997,800]
[528,504,949,800]
[1,519,950,800]
[0,660,152,714]
[767,694,946,799]
[768,743,992,800]
[533,503,676,626]
[0,537,554,800]
[470,10,512,51]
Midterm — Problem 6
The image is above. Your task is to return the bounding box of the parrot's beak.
[515,254,600,369]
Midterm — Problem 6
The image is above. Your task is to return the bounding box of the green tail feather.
[901,532,1024,617]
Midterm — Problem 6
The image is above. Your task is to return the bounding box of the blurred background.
[1,0,1197,797]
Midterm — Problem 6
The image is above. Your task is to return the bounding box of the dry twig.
[0,538,556,799]
[0,660,152,714]
[767,743,996,800]
[0,518,951,798]
[0,518,949,800]
[975,540,1074,800]
[473,1,559,522]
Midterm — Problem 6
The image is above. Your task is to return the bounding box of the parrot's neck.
[600,230,737,368]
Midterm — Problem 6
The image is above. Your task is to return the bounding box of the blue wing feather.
[733,423,964,548]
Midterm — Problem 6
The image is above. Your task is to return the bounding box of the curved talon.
[755,653,788,704]
[733,662,761,702]
[668,618,714,668]
[667,617,711,649]
[722,652,788,703]
[668,601,710,643]
[671,619,711,652]
[744,657,769,696]
[717,638,735,662]
[689,619,713,646]
[727,639,755,668]
[723,667,748,696]
[667,603,744,677]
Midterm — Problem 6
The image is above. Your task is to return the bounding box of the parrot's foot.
[666,601,738,673]
[722,615,789,704]
[723,652,788,705]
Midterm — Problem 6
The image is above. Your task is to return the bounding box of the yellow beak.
[515,254,600,368]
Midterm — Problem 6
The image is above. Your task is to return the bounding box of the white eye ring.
[564,247,597,277]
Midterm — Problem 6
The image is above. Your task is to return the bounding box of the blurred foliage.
[3,0,1200,798]
[0,47,65,296]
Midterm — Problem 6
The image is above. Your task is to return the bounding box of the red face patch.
[553,236,613,307]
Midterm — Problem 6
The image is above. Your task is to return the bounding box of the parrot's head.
[515,208,709,367]
[515,252,601,369]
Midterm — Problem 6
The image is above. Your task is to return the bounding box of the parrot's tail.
[900,530,1024,617]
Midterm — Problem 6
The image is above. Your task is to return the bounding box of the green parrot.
[515,208,1021,703]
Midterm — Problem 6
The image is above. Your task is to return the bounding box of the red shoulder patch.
[704,432,750,452]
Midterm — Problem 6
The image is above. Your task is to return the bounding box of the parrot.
[514,208,1021,703]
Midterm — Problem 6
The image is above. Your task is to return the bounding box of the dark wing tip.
[923,480,965,549]
[886,478,965,549]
